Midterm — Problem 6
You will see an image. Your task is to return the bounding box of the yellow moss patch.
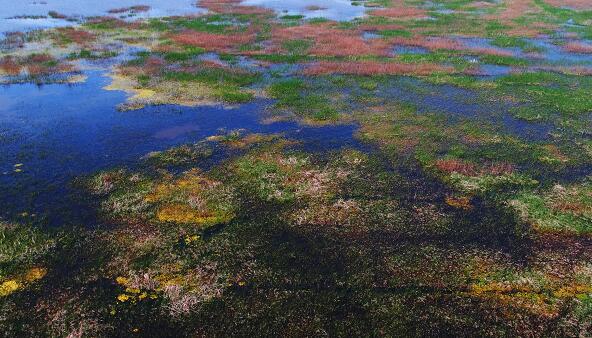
[445,196,473,210]
[554,285,592,298]
[117,294,131,302]
[156,204,233,227]
[0,280,21,297]
[0,267,48,297]
[24,267,47,282]
[103,72,220,110]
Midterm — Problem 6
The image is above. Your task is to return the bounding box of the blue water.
[0,68,361,225]
[240,0,367,21]
[0,0,204,35]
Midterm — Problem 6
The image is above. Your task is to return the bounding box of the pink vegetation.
[271,23,392,57]
[369,7,428,19]
[56,27,96,45]
[564,42,592,54]
[171,30,256,52]
[303,61,454,76]
[543,0,591,10]
[487,0,539,21]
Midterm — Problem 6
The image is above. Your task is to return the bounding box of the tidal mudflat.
[1,0,592,336]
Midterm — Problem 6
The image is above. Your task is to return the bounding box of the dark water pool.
[0,69,362,225]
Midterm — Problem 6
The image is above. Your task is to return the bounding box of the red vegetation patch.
[303,61,454,76]
[544,0,591,10]
[56,27,96,45]
[199,0,273,15]
[552,201,588,214]
[86,17,141,29]
[171,30,256,52]
[487,0,539,21]
[564,41,592,54]
[436,159,477,176]
[1,54,76,77]
[144,57,166,75]
[391,36,464,51]
[369,7,428,19]
[271,23,392,57]
[484,162,515,176]
[0,56,22,75]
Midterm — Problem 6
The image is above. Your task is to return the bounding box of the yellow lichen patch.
[24,267,47,282]
[117,294,131,302]
[144,170,235,228]
[0,280,21,297]
[554,284,592,298]
[155,273,185,288]
[1,267,48,297]
[469,282,559,317]
[184,234,201,245]
[104,73,153,103]
[116,276,129,286]
[103,72,219,111]
[445,196,473,210]
[156,204,233,227]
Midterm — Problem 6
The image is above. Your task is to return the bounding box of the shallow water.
[0,67,362,225]
[373,77,553,141]
[0,0,204,34]
[240,0,366,21]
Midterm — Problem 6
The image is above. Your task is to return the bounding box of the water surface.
[0,68,361,225]
[240,0,367,21]
[0,0,204,34]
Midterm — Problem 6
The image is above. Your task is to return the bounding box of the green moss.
[164,67,261,87]
[0,222,56,278]
[281,39,312,54]
[496,72,592,120]
[280,15,305,20]
[216,88,254,103]
[377,29,412,38]
[513,183,592,234]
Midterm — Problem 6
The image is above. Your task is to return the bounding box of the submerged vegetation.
[1,0,592,336]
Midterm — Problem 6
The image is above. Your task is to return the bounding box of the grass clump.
[268,79,339,122]
[511,180,592,234]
